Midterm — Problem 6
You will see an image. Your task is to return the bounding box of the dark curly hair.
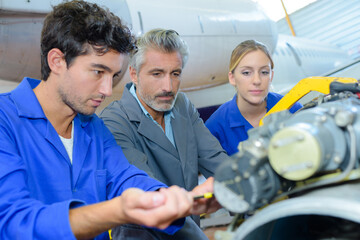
[41,0,135,80]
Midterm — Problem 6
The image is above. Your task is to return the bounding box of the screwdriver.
[193,192,213,200]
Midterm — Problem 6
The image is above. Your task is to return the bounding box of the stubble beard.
[138,89,178,112]
[58,87,96,116]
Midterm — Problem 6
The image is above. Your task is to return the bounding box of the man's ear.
[47,48,66,74]
[129,66,138,85]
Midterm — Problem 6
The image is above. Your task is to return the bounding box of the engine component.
[214,78,360,214]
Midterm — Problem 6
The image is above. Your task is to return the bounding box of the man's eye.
[262,71,269,75]
[94,70,103,75]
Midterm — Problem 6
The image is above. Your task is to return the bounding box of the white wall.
[0,79,18,93]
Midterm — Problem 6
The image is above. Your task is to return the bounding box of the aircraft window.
[297,49,303,57]
[286,43,302,66]
[286,48,291,56]
[198,15,204,33]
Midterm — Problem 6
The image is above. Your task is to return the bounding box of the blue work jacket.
[205,92,303,155]
[0,78,179,239]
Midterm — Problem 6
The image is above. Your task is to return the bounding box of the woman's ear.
[47,48,65,74]
[228,71,236,86]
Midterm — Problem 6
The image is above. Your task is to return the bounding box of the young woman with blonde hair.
[206,40,302,155]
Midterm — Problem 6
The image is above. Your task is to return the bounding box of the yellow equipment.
[260,77,359,126]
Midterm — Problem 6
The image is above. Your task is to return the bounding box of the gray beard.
[141,92,178,112]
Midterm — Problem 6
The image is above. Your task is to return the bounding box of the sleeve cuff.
[150,217,185,235]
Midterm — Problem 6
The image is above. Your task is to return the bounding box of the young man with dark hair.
[0,2,218,239]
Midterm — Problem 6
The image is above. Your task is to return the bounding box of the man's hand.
[69,186,193,239]
[190,177,221,215]
[119,186,193,229]
[69,181,220,239]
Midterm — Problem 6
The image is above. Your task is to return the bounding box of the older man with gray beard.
[100,28,228,240]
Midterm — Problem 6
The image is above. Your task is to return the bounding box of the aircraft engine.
[214,81,360,239]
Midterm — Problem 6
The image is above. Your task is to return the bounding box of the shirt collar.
[228,94,271,128]
[11,77,92,127]
[11,77,46,119]
[265,92,277,110]
[228,94,248,128]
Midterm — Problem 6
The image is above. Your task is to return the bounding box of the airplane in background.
[0,0,353,117]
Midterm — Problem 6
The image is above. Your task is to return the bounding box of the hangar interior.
[277,0,360,60]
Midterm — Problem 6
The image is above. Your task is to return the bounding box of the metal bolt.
[258,169,266,177]
[243,171,250,179]
[335,111,354,127]
[297,135,304,141]
[231,163,238,171]
[306,162,314,168]
[328,107,337,116]
[333,155,342,164]
[316,115,327,123]
[250,158,257,166]
[254,140,262,148]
